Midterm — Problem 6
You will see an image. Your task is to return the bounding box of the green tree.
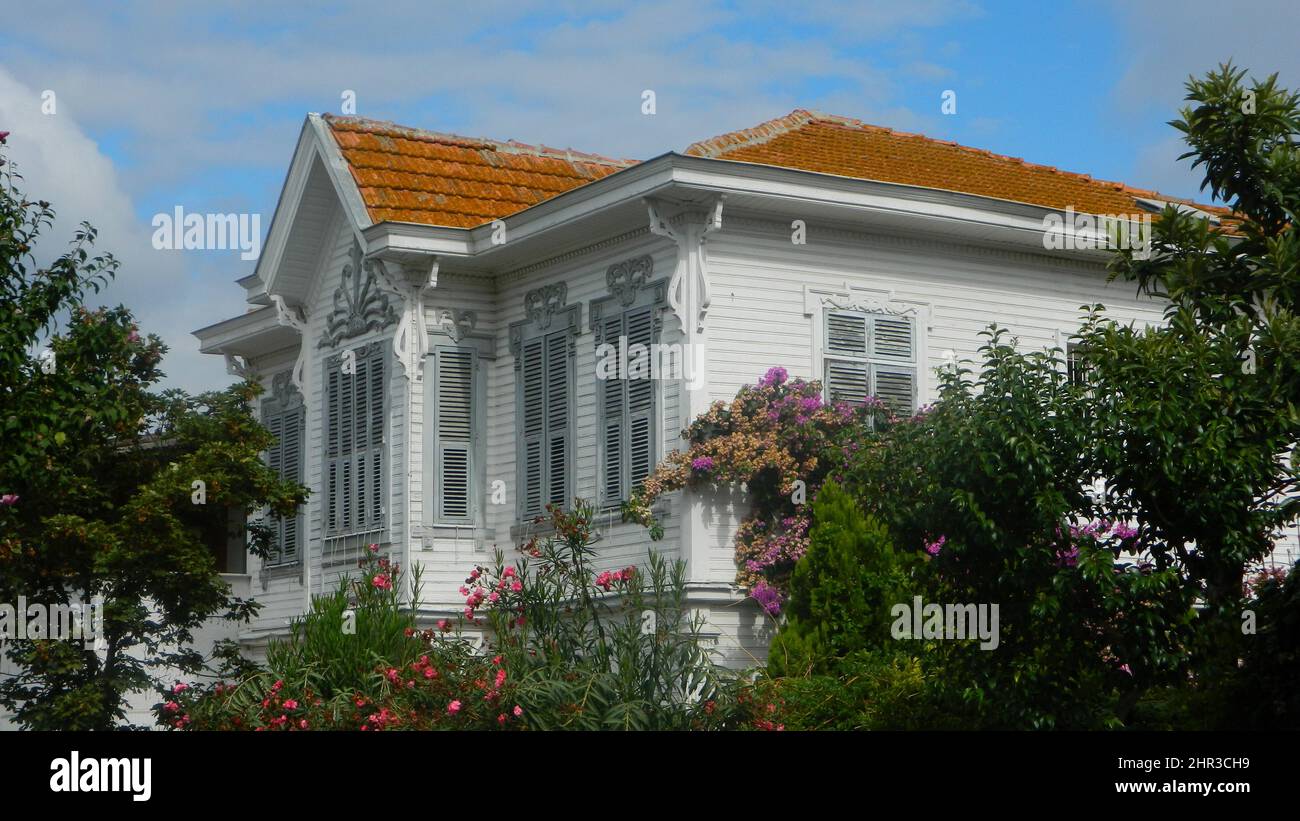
[1084,62,1300,671]
[0,134,306,729]
[767,481,914,676]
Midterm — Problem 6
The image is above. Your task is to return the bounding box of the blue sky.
[1,0,1297,391]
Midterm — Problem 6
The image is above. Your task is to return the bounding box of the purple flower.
[691,456,715,472]
[798,396,822,412]
[1112,522,1138,541]
[0,494,18,506]
[759,367,788,388]
[924,535,946,556]
[751,581,783,616]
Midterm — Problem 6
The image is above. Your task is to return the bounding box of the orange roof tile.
[685,109,1235,225]
[324,114,637,228]
[325,109,1235,232]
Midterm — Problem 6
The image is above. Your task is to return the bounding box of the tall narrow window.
[427,345,478,523]
[592,292,664,506]
[1066,342,1090,386]
[261,372,304,564]
[324,343,387,536]
[823,309,917,414]
[511,284,579,520]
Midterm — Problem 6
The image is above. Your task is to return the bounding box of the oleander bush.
[158,504,760,731]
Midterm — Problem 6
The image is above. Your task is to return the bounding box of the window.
[822,309,917,414]
[1066,342,1090,386]
[511,284,579,520]
[517,329,573,518]
[594,303,659,505]
[261,372,304,564]
[323,343,387,536]
[426,345,479,523]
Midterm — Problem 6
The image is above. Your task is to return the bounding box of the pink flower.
[495,669,507,688]
[283,699,298,710]
[368,543,379,553]
[513,705,523,717]
[164,701,179,713]
[510,580,522,592]
[489,591,500,603]
[371,574,392,590]
[0,494,18,506]
[924,535,946,557]
[437,619,451,632]
[299,719,308,729]
[126,330,140,343]
[447,700,462,715]
[172,683,189,694]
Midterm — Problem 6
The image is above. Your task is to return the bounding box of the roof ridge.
[323,113,637,168]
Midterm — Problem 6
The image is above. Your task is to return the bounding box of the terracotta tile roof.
[685,109,1236,225]
[324,114,637,228]
[324,109,1235,232]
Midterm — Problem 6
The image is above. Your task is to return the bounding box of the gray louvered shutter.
[436,348,474,521]
[873,366,915,414]
[352,353,368,531]
[824,311,870,404]
[279,408,303,562]
[600,312,625,505]
[324,347,385,536]
[544,331,570,509]
[325,367,342,533]
[520,337,545,517]
[625,305,655,492]
[870,315,915,414]
[366,349,385,528]
[263,408,285,562]
[827,312,868,356]
[871,315,914,361]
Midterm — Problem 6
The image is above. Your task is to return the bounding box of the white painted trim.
[259,115,373,299]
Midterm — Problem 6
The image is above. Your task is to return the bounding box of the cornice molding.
[498,226,652,283]
[723,215,1108,274]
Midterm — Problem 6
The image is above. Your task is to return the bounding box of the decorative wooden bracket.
[224,353,257,381]
[646,195,723,343]
[370,254,439,380]
[270,294,310,396]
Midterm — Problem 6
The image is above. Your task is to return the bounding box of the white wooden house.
[193,108,1299,670]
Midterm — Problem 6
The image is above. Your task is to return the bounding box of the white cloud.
[0,68,242,395]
